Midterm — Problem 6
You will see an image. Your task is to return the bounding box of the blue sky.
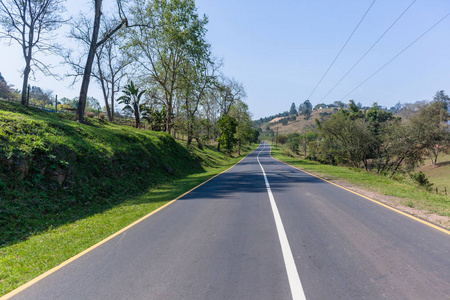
[1,0,449,119]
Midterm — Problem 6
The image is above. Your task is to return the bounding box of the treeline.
[0,0,258,152]
[276,91,450,177]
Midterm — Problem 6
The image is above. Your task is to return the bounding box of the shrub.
[87,112,95,118]
[99,113,106,120]
[276,135,288,145]
[410,171,433,190]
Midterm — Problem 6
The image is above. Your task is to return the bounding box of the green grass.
[271,145,450,219]
[420,153,450,193]
[0,100,258,296]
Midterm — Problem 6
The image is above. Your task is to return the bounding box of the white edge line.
[257,142,306,300]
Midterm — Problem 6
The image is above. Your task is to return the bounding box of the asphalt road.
[7,142,450,299]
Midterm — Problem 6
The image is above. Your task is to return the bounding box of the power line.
[320,0,416,102]
[339,12,450,102]
[306,0,376,100]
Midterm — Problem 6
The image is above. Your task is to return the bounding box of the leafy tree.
[299,100,312,120]
[250,128,260,144]
[276,135,288,145]
[179,54,217,145]
[229,101,252,155]
[433,90,450,111]
[118,81,146,128]
[0,0,65,106]
[333,101,346,109]
[125,0,209,133]
[318,110,373,169]
[414,94,450,165]
[299,132,319,157]
[289,102,297,115]
[217,115,237,156]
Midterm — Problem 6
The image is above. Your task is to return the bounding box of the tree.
[118,81,146,128]
[230,101,252,155]
[433,90,450,111]
[289,102,297,115]
[217,115,237,156]
[318,110,373,169]
[299,100,312,120]
[415,94,450,166]
[125,0,209,133]
[75,0,129,123]
[95,31,130,121]
[0,0,65,105]
[333,101,346,109]
[216,77,246,116]
[179,55,217,145]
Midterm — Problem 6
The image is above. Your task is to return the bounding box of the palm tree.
[118,81,146,128]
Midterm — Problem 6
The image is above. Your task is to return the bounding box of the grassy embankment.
[419,153,450,193]
[0,101,257,296]
[271,145,450,224]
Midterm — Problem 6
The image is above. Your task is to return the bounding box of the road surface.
[6,142,450,299]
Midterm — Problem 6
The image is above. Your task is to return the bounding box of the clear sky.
[1,0,449,120]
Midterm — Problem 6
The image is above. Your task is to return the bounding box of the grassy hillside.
[0,101,249,246]
[420,153,450,192]
[258,109,334,140]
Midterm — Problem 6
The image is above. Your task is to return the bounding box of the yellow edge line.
[1,149,255,300]
[269,148,450,236]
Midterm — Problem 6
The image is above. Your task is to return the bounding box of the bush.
[410,171,433,190]
[99,113,106,120]
[87,112,95,118]
[276,135,288,145]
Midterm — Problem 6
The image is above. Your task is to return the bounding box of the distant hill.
[258,107,337,136]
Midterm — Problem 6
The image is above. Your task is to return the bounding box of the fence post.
[55,95,58,112]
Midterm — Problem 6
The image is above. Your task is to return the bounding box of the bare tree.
[95,26,130,121]
[216,77,246,116]
[75,0,128,123]
[0,0,66,105]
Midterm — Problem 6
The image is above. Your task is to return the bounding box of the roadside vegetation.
[265,92,449,228]
[0,101,257,295]
[272,146,450,221]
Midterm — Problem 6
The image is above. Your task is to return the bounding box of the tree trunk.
[134,103,140,128]
[77,0,102,123]
[21,63,31,105]
[21,33,33,106]
[165,102,172,133]
[97,55,112,121]
[111,75,116,121]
